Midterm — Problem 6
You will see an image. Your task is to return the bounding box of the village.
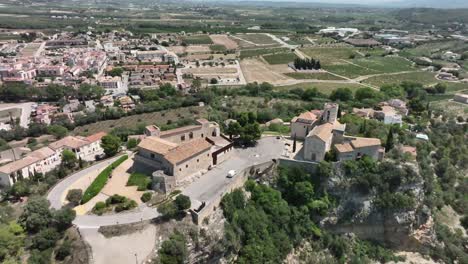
[0,3,467,263]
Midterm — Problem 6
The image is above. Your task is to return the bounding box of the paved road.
[47,155,124,210]
[47,138,285,228]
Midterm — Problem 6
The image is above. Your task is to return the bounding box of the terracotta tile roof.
[292,111,318,124]
[138,137,178,155]
[164,138,212,165]
[401,145,417,157]
[49,136,89,150]
[309,123,334,142]
[350,137,381,148]
[85,132,107,143]
[160,125,202,138]
[0,147,55,174]
[334,143,354,153]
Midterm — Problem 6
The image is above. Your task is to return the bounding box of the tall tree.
[385,127,394,152]
[100,134,121,157]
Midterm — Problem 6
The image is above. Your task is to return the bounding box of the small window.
[186,164,188,168]
[201,134,204,138]
[189,132,194,139]
[179,168,182,171]
[197,159,199,163]
[181,135,185,141]
[150,153,155,159]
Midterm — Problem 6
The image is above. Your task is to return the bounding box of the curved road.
[47,138,284,228]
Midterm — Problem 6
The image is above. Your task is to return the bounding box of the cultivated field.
[73,106,207,135]
[186,45,211,53]
[431,100,468,118]
[362,71,438,87]
[240,58,293,85]
[182,35,213,45]
[262,52,298,65]
[285,72,346,80]
[240,47,290,59]
[182,67,238,75]
[300,47,357,64]
[209,34,238,50]
[235,33,277,45]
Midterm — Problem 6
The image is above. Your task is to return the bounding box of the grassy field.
[284,72,346,80]
[127,173,151,191]
[300,47,357,64]
[362,71,438,87]
[324,57,415,78]
[73,106,207,135]
[262,52,298,65]
[277,82,364,95]
[209,44,226,52]
[182,35,213,45]
[237,33,277,45]
[240,47,289,59]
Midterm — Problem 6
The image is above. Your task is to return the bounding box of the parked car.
[227,170,236,178]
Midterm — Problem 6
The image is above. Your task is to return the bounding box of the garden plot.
[262,52,298,65]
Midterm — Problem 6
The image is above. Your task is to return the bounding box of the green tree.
[385,128,394,152]
[226,122,242,139]
[330,88,353,101]
[106,67,124,77]
[100,134,121,157]
[77,84,105,100]
[239,122,261,145]
[10,181,31,198]
[159,232,188,264]
[0,222,25,262]
[61,149,77,169]
[47,125,68,139]
[19,196,52,233]
[52,208,76,232]
[30,228,60,250]
[126,138,139,150]
[174,195,191,211]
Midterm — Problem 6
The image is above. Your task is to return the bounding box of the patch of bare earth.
[209,34,238,50]
[240,58,294,85]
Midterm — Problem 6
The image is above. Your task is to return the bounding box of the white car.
[227,170,236,178]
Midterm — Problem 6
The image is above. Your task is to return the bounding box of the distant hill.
[382,0,468,9]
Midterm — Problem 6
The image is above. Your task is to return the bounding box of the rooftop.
[164,138,213,165]
[138,137,178,155]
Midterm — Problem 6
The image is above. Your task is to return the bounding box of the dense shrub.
[81,155,128,204]
[141,192,152,203]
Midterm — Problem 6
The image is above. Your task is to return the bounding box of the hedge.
[81,155,128,204]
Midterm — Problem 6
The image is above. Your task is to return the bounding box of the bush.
[158,201,178,219]
[106,194,127,205]
[81,155,128,204]
[31,228,60,250]
[55,240,71,261]
[115,199,137,213]
[127,173,151,191]
[92,202,107,216]
[141,192,152,203]
[175,195,191,211]
[66,189,82,205]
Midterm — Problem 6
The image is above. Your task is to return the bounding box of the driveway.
[183,136,284,203]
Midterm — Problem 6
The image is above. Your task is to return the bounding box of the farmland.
[285,72,346,80]
[209,34,238,50]
[362,71,438,87]
[182,35,213,45]
[262,52,298,65]
[324,57,415,79]
[300,47,357,64]
[235,33,277,45]
[240,47,290,59]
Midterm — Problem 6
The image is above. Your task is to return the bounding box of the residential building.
[334,137,384,161]
[0,147,61,187]
[290,110,321,139]
[49,132,107,161]
[98,75,125,95]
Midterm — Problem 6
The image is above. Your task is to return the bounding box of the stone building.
[133,119,233,192]
[293,103,384,163]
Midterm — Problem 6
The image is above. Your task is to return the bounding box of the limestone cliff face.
[320,162,436,250]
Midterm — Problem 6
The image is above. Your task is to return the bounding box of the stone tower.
[322,103,339,123]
